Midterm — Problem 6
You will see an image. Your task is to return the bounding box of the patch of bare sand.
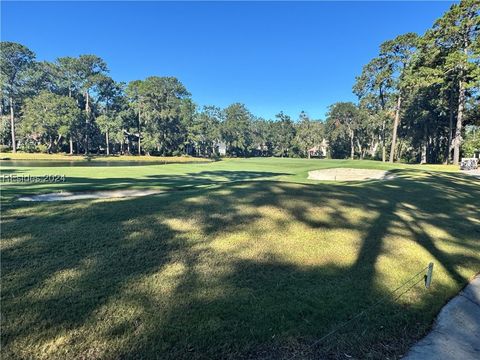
[308,168,393,181]
[18,189,162,202]
[461,169,480,178]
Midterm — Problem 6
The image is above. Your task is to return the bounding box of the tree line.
[351,0,479,165]
[0,47,325,158]
[1,0,478,163]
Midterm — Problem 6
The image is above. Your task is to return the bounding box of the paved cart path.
[403,275,480,360]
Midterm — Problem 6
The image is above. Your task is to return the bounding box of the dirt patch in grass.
[308,168,394,181]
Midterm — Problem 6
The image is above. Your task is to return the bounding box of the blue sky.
[2,1,455,120]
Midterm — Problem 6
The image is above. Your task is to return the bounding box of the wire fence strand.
[289,264,431,359]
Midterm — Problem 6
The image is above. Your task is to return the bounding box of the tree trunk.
[56,135,62,152]
[452,79,465,166]
[356,139,363,159]
[106,131,110,155]
[350,130,354,160]
[420,144,427,164]
[370,137,379,158]
[138,111,141,155]
[85,91,90,154]
[444,93,454,164]
[398,139,404,161]
[9,97,16,153]
[382,119,386,162]
[48,137,54,153]
[389,94,402,163]
[67,90,74,155]
[421,122,428,164]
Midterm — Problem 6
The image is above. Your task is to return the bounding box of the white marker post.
[425,262,434,289]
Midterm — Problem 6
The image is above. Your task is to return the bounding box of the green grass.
[1,158,479,359]
[0,152,212,163]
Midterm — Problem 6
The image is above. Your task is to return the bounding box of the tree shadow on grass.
[1,169,479,359]
[0,170,290,204]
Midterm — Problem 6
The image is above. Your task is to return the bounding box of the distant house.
[307,139,328,158]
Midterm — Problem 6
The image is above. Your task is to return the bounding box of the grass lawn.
[1,158,479,359]
[0,152,212,163]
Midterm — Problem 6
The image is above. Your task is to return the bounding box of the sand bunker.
[308,168,394,181]
[18,189,162,202]
[462,169,480,178]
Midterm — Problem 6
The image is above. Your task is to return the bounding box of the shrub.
[0,144,11,153]
[36,144,49,153]
[19,139,37,153]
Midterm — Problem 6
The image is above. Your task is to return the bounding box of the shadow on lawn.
[0,170,290,203]
[1,170,479,359]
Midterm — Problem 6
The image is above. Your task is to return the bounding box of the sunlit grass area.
[0,158,458,201]
[1,158,478,359]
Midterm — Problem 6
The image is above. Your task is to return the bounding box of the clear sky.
[1,1,455,120]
